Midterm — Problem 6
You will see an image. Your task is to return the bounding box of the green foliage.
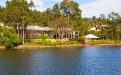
[0,26,21,49]
[88,40,121,45]
[32,40,42,44]
[1,0,121,42]
[26,34,49,45]
[49,16,69,39]
[69,37,85,44]
[70,41,78,44]
[24,39,79,46]
[25,40,32,44]
[69,38,78,41]
[40,34,49,41]
[78,36,85,44]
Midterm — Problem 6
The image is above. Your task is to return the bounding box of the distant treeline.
[0,0,121,40]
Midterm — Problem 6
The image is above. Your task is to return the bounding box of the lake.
[0,46,121,75]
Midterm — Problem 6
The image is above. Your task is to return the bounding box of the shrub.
[32,40,42,44]
[70,41,78,44]
[40,34,49,41]
[48,42,57,46]
[88,40,95,45]
[56,40,63,45]
[69,38,78,41]
[0,26,21,49]
[78,36,85,44]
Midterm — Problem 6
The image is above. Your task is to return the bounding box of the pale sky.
[0,0,121,18]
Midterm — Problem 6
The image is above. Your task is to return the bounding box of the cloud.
[79,0,121,18]
[0,1,5,7]
[0,0,62,11]
[0,0,120,18]
[27,0,61,11]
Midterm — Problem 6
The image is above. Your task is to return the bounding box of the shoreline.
[1,44,121,50]
[0,45,5,49]
[16,44,88,49]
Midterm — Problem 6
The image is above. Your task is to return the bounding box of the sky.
[0,0,121,18]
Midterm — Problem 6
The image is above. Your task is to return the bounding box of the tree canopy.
[0,0,121,42]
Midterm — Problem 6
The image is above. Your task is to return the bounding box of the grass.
[25,39,80,46]
[25,39,121,46]
[89,40,121,45]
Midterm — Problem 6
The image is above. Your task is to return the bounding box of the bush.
[56,40,63,45]
[48,42,58,46]
[78,36,85,44]
[0,26,21,49]
[70,41,78,44]
[40,34,49,41]
[25,40,32,44]
[88,40,121,45]
[32,40,42,44]
[88,40,95,45]
[69,38,79,41]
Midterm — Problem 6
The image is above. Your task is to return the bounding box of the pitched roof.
[85,34,99,39]
[26,25,53,31]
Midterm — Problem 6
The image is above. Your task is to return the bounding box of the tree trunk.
[17,21,19,38]
[22,16,24,45]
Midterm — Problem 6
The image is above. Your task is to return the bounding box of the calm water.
[0,46,121,75]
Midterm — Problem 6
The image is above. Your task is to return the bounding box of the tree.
[0,26,21,49]
[49,16,70,39]
[80,18,91,36]
[52,3,61,18]
[99,14,107,39]
[3,0,34,44]
[0,6,4,22]
[40,8,53,27]
[60,0,82,31]
[29,0,34,10]
[107,11,120,39]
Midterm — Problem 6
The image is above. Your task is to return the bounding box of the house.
[25,25,53,40]
[0,22,4,27]
[17,25,79,40]
[0,23,79,40]
[89,25,107,31]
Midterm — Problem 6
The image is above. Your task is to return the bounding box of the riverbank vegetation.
[89,40,121,45]
[25,35,85,46]
[0,26,21,49]
[0,0,121,49]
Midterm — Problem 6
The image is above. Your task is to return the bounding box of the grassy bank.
[25,39,80,46]
[1,40,121,49]
[25,39,121,45]
[14,40,121,49]
[88,40,121,45]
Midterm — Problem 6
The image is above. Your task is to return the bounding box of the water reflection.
[0,46,121,75]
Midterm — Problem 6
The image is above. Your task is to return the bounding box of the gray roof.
[26,25,53,31]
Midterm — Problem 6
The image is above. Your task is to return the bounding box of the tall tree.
[81,18,91,35]
[3,0,35,44]
[107,11,120,39]
[49,16,70,39]
[99,14,107,39]
[52,3,61,18]
[41,8,53,27]
[60,0,82,34]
